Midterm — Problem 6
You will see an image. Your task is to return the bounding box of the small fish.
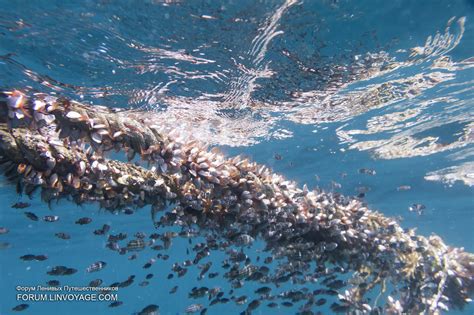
[43,215,59,222]
[358,168,376,175]
[129,254,138,260]
[264,257,273,264]
[0,227,9,235]
[169,286,178,294]
[118,275,135,288]
[109,301,123,308]
[138,304,159,315]
[315,298,327,306]
[126,239,145,251]
[20,254,36,261]
[409,203,426,214]
[267,302,278,308]
[282,301,293,307]
[178,268,188,277]
[123,208,134,215]
[47,266,77,276]
[35,255,48,261]
[12,304,29,311]
[185,303,204,313]
[139,281,149,287]
[108,233,127,241]
[146,273,153,279]
[247,299,261,311]
[208,272,219,278]
[89,279,103,287]
[12,202,30,209]
[135,232,146,239]
[86,261,107,273]
[94,224,110,235]
[330,302,350,312]
[274,153,282,160]
[20,253,47,261]
[255,287,271,295]
[106,241,120,251]
[47,280,60,286]
[235,295,247,305]
[55,232,70,240]
[75,217,92,225]
[198,262,212,279]
[24,212,38,221]
[397,185,411,191]
[327,279,345,289]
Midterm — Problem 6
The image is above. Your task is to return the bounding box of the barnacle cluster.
[0,90,473,314]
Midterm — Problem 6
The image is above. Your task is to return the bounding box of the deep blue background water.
[0,0,473,314]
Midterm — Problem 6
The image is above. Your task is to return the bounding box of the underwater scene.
[0,0,473,314]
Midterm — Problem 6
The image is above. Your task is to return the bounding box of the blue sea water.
[0,0,473,314]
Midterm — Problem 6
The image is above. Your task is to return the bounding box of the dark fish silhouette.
[89,279,103,287]
[12,304,29,311]
[109,301,123,308]
[43,215,59,222]
[12,202,30,209]
[47,266,77,276]
[75,217,92,225]
[47,280,60,286]
[138,304,159,315]
[86,261,107,273]
[55,232,70,240]
[24,212,38,221]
